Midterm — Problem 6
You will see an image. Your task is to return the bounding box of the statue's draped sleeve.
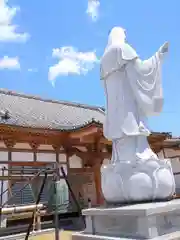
[100,43,138,80]
[126,49,163,116]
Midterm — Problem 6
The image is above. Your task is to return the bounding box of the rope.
[25,172,48,240]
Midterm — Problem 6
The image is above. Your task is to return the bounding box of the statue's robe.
[100,43,164,141]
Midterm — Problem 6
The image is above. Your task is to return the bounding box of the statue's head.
[108,27,126,46]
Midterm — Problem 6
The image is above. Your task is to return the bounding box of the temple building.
[0,89,109,208]
[0,89,179,226]
[157,138,180,195]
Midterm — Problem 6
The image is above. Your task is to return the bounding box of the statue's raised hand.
[159,42,169,54]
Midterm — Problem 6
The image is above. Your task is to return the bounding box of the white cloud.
[48,46,99,84]
[28,68,38,72]
[0,56,20,70]
[0,0,29,42]
[86,0,100,22]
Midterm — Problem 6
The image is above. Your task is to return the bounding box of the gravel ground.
[29,230,73,240]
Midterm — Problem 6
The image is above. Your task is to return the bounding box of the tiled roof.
[0,89,105,130]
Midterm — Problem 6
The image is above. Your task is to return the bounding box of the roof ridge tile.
[0,88,105,112]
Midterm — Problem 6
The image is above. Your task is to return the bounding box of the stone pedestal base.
[72,200,180,240]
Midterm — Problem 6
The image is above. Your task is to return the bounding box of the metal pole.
[0,167,4,226]
[25,172,48,240]
[54,166,59,240]
[0,167,5,206]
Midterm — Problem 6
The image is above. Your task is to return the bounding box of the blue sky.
[0,0,180,135]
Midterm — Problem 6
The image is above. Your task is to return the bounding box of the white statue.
[100,27,175,203]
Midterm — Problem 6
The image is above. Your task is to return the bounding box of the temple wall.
[13,143,32,149]
[102,158,110,165]
[37,144,54,151]
[157,149,180,172]
[157,150,165,160]
[36,152,56,162]
[0,142,7,148]
[69,155,83,168]
[12,152,33,162]
[59,153,66,163]
[157,149,180,191]
[158,149,180,159]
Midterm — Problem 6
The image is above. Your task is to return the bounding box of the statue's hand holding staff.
[159,41,169,54]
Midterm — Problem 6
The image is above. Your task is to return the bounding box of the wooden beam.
[70,151,110,159]
[99,138,112,145]
[69,126,100,139]
[78,136,112,146]
[0,161,50,166]
[0,124,169,149]
[0,124,65,136]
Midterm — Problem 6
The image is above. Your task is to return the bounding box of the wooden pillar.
[29,141,39,162]
[93,162,103,205]
[93,135,104,205]
[52,144,60,164]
